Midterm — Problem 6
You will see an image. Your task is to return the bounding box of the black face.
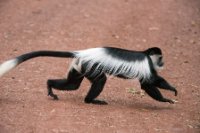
[158,56,164,67]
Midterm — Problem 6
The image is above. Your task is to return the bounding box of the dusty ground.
[0,0,200,133]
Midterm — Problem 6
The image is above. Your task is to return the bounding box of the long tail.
[0,50,75,77]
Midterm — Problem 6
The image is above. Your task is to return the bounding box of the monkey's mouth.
[156,63,164,70]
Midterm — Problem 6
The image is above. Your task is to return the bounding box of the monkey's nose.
[160,62,164,66]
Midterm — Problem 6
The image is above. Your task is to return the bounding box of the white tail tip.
[0,59,19,77]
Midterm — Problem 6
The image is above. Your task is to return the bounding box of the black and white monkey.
[0,47,177,104]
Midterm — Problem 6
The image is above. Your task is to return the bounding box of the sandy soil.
[0,0,200,133]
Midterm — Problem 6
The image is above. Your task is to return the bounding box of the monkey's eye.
[158,56,162,61]
[157,56,164,66]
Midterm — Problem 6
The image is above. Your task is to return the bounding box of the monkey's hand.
[171,87,178,96]
[166,98,178,104]
[168,99,175,104]
[174,89,178,96]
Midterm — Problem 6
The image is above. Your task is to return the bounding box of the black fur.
[144,47,162,55]
[104,47,146,61]
[17,51,75,63]
[140,74,177,104]
[84,74,107,104]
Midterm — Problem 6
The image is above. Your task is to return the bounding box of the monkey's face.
[150,54,164,70]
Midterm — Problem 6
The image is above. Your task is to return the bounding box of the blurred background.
[0,0,200,133]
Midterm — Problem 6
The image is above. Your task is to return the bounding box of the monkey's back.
[75,47,151,80]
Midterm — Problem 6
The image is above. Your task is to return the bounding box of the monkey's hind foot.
[85,99,108,105]
[48,92,59,100]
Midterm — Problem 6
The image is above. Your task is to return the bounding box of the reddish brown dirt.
[0,0,200,133]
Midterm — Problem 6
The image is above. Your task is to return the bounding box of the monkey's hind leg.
[47,82,59,100]
[84,74,107,105]
[47,68,84,100]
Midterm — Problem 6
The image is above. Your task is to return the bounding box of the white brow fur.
[75,48,151,80]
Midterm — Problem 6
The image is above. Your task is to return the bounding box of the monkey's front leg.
[155,75,178,96]
[141,84,175,104]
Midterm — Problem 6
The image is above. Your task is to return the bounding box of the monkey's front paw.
[174,89,178,96]
[168,99,175,104]
[175,91,178,96]
[168,99,178,104]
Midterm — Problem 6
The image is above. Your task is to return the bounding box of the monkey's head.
[145,47,164,70]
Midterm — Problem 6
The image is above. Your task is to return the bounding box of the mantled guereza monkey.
[0,47,177,104]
